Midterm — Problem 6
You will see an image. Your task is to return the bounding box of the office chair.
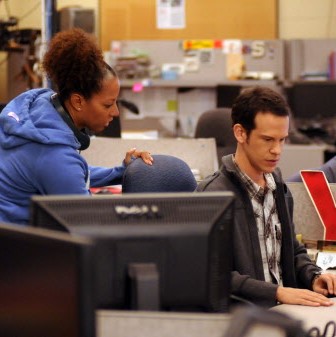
[194,108,237,165]
[122,154,197,193]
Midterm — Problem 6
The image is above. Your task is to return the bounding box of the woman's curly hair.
[43,28,116,100]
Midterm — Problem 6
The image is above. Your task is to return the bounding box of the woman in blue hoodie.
[0,28,153,225]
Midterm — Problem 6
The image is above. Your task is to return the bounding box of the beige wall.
[278,0,336,39]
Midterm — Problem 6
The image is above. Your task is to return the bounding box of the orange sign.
[183,40,222,50]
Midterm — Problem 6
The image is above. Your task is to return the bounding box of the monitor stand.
[128,263,160,311]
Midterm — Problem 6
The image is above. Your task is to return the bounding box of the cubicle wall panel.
[112,39,284,137]
[82,137,218,181]
[278,144,326,181]
[286,182,336,241]
[120,87,178,137]
[285,38,336,81]
[112,40,285,83]
[177,88,217,138]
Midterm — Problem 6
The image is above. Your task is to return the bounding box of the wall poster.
[156,0,186,29]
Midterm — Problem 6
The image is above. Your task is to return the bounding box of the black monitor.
[286,82,336,121]
[0,222,96,337]
[29,192,235,313]
[216,84,242,108]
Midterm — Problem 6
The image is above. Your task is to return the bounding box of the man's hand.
[312,272,336,297]
[276,286,334,306]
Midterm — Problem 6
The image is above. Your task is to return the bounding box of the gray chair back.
[195,108,236,165]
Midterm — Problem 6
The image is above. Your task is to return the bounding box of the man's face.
[240,111,289,175]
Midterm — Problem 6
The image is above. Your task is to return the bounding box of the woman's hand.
[124,147,153,166]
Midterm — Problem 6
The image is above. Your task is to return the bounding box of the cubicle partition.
[82,137,218,182]
[286,182,336,242]
[84,137,328,184]
[110,39,284,137]
[278,144,327,180]
[284,38,336,81]
[108,38,336,142]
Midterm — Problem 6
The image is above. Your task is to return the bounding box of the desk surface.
[96,310,232,337]
[96,300,336,337]
[272,297,336,332]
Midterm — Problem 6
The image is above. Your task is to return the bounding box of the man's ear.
[233,124,247,143]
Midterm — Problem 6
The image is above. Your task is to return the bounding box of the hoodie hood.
[0,88,80,150]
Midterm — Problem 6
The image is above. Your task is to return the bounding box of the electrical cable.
[306,321,336,337]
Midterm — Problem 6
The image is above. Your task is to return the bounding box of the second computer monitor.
[30,191,235,313]
[0,222,95,337]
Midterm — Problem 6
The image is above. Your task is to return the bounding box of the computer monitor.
[0,222,96,337]
[29,192,235,313]
[286,82,336,121]
[216,84,242,108]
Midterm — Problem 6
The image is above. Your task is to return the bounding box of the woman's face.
[80,76,120,133]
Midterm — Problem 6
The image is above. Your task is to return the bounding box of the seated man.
[196,86,336,308]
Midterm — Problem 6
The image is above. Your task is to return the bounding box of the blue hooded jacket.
[0,88,126,225]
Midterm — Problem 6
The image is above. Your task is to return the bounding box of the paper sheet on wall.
[156,0,185,29]
[226,53,245,80]
[316,251,336,271]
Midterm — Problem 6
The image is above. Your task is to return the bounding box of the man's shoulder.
[196,168,232,192]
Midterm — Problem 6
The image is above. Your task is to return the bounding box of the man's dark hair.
[231,86,290,136]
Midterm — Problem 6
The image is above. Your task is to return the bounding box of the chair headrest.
[194,108,236,147]
[122,154,197,193]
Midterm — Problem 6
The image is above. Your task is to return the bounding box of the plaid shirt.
[232,157,283,285]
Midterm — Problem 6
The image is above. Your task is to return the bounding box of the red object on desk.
[301,170,336,240]
[90,186,122,194]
